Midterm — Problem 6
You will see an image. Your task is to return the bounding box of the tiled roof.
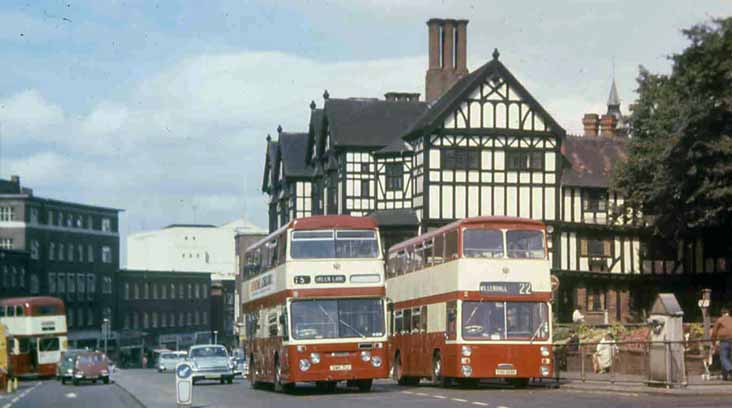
[279,132,314,178]
[324,98,428,148]
[562,135,627,187]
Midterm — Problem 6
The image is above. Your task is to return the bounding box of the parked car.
[157,351,187,372]
[68,351,111,385]
[57,349,84,384]
[187,344,235,384]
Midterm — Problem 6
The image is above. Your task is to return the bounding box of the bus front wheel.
[356,379,373,392]
[393,353,418,386]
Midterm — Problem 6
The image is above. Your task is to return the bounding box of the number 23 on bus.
[386,217,552,386]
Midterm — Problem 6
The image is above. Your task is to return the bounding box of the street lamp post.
[213,330,218,345]
[102,318,110,355]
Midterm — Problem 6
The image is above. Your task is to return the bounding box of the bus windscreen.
[506,230,545,259]
[291,230,379,259]
[463,229,504,258]
[291,298,384,340]
[461,301,549,341]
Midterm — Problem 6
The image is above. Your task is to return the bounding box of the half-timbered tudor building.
[259,18,731,322]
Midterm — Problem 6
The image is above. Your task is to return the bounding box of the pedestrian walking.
[712,306,732,380]
[593,333,618,374]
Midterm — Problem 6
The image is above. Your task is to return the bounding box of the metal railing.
[553,338,721,387]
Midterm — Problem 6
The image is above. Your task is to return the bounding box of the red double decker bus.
[0,297,68,377]
[240,215,388,392]
[386,217,552,387]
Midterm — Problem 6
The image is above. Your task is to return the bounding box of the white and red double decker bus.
[0,296,68,377]
[386,217,552,387]
[241,215,388,392]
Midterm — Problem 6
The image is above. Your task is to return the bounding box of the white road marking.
[497,406,510,408]
[401,391,414,394]
[415,392,429,396]
[2,382,42,408]
[433,395,448,399]
[451,398,468,403]
[471,402,489,407]
[65,392,78,399]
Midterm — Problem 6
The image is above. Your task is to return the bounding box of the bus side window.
[7,306,14,317]
[421,306,428,332]
[16,305,23,316]
[403,308,412,334]
[445,231,458,261]
[406,246,416,274]
[423,240,433,267]
[388,303,394,334]
[0,306,4,317]
[411,307,421,333]
[446,301,457,340]
[397,251,407,276]
[18,338,30,354]
[268,313,278,337]
[278,234,287,265]
[394,310,403,334]
[414,244,425,271]
[433,234,445,265]
[279,307,289,340]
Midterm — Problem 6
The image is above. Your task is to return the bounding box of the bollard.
[6,379,11,393]
[175,361,193,408]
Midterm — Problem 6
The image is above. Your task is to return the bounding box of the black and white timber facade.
[260,18,732,322]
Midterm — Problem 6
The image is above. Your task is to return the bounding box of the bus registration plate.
[330,364,351,371]
[495,369,517,376]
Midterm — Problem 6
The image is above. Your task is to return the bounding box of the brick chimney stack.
[599,114,618,137]
[425,18,469,103]
[582,114,599,137]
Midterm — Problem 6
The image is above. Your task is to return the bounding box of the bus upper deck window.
[506,230,545,259]
[445,231,458,260]
[16,305,24,316]
[7,306,14,317]
[463,228,504,258]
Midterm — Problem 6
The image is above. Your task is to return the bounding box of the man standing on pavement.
[712,306,732,380]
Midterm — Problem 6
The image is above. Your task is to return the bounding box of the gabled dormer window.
[584,191,608,212]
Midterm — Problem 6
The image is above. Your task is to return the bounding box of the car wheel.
[226,377,233,384]
[103,377,110,385]
[61,378,66,385]
[432,351,451,387]
[273,359,285,393]
[73,379,79,386]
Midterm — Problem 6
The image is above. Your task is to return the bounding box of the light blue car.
[188,345,235,384]
[157,351,187,373]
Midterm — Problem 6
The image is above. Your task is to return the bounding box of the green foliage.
[611,18,732,238]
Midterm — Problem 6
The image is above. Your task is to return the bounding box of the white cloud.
[0,89,65,135]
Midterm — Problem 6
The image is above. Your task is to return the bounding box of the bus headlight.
[310,353,320,364]
[299,359,311,372]
[361,351,371,362]
[540,366,550,377]
[371,356,382,368]
[461,345,472,357]
[540,346,550,357]
[461,365,472,377]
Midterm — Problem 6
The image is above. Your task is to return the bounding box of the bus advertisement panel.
[240,216,388,392]
[0,296,68,377]
[386,217,552,387]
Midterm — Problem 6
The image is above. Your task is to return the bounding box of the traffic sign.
[176,362,193,407]
[550,275,560,291]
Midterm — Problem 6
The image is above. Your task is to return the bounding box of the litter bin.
[647,293,686,387]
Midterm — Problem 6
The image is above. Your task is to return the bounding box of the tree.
[612,18,732,239]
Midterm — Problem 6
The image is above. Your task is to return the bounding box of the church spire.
[606,79,621,120]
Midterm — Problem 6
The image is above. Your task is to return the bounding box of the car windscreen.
[190,346,227,358]
[290,230,379,259]
[290,298,384,340]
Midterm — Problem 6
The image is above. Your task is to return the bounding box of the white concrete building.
[126,219,266,280]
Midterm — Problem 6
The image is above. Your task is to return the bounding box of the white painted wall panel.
[468,186,479,217]
[545,187,556,220]
[506,187,517,216]
[494,186,505,216]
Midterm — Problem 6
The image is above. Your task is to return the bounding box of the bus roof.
[388,216,545,254]
[245,215,378,253]
[0,296,64,308]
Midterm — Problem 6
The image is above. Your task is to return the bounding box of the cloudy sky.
[1,0,731,260]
